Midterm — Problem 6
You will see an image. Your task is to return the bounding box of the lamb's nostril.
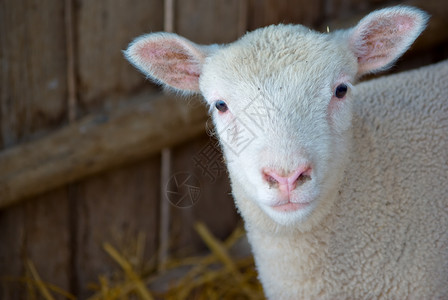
[263,173,279,188]
[296,173,312,186]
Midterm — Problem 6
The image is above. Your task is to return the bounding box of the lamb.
[124,6,448,299]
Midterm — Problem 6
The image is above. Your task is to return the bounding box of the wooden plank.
[168,134,239,257]
[0,0,67,149]
[23,190,71,295]
[320,0,379,21]
[77,0,164,111]
[247,0,323,30]
[0,188,71,298]
[164,0,244,258]
[0,92,208,208]
[0,202,25,299]
[175,0,243,43]
[74,157,160,299]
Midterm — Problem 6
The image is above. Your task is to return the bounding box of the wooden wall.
[0,0,447,298]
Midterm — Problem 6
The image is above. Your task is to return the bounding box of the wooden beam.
[0,92,209,208]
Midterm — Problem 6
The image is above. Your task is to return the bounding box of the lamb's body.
[124,6,447,298]
[237,61,448,298]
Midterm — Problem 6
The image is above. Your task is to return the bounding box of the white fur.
[125,6,448,298]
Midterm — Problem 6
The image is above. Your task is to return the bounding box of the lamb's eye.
[215,100,228,113]
[335,83,348,99]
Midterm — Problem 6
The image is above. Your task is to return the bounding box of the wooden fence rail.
[0,92,208,208]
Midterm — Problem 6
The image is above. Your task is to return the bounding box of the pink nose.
[262,165,312,195]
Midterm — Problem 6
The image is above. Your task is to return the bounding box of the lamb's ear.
[348,6,428,76]
[124,32,216,93]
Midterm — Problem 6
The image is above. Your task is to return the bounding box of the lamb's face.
[200,26,358,225]
[124,6,427,227]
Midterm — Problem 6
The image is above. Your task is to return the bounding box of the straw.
[25,259,56,300]
[103,242,155,300]
[3,224,263,299]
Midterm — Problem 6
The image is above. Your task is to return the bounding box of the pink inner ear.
[354,15,417,74]
[135,40,202,91]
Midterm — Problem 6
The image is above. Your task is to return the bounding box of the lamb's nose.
[262,165,312,192]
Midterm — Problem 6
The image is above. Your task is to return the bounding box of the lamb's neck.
[253,221,333,291]
[231,181,337,298]
[246,209,335,299]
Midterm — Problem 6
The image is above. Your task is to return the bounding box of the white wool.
[124,6,446,298]
[235,60,448,298]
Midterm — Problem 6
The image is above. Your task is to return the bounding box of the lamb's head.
[125,7,427,228]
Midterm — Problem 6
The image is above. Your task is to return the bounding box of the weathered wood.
[24,190,71,294]
[0,188,71,298]
[175,0,243,43]
[74,157,160,298]
[157,0,175,273]
[0,92,208,208]
[77,0,164,111]
[65,0,77,123]
[0,201,25,299]
[0,2,72,298]
[168,135,239,257]
[0,0,67,149]
[164,0,243,258]
[247,0,323,30]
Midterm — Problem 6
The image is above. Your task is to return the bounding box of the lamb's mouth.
[271,201,311,212]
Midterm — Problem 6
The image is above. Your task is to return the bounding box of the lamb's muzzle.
[263,165,312,195]
[261,165,314,212]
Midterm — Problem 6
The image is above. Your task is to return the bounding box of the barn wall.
[0,0,447,298]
